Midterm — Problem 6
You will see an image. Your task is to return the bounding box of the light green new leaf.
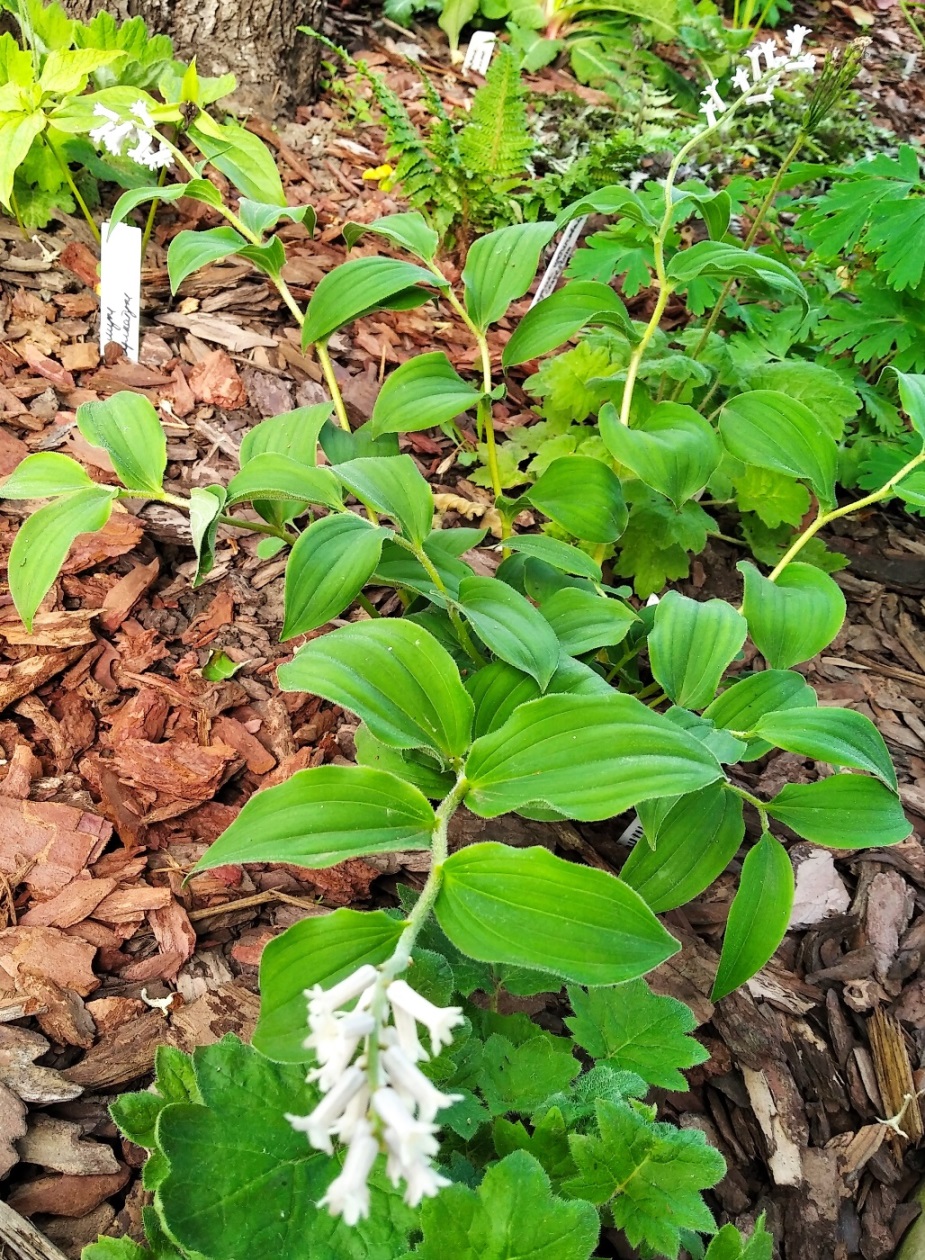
[302,257,446,348]
[712,832,794,1000]
[739,561,846,669]
[403,1151,599,1260]
[109,178,223,232]
[621,784,745,913]
[720,390,837,505]
[371,352,482,437]
[344,212,439,262]
[649,590,747,710]
[502,281,635,368]
[77,392,166,495]
[239,404,332,468]
[666,241,808,307]
[525,456,627,543]
[435,843,679,985]
[566,980,708,1090]
[554,185,657,231]
[457,575,560,688]
[282,513,387,638]
[438,0,479,52]
[565,1099,725,1257]
[751,707,897,790]
[278,619,474,758]
[600,401,722,508]
[188,114,285,204]
[156,1038,416,1256]
[767,775,911,848]
[540,588,636,655]
[462,221,558,332]
[464,691,722,820]
[256,910,405,1062]
[237,198,316,238]
[703,669,818,761]
[38,47,123,94]
[705,1217,774,1260]
[194,766,434,871]
[335,455,433,546]
[8,487,115,631]
[82,1239,148,1260]
[189,485,226,586]
[0,452,94,498]
[167,226,248,292]
[499,535,602,580]
[225,454,342,511]
[0,112,46,208]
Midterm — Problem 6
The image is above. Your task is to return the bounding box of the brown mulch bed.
[1,7,925,1257]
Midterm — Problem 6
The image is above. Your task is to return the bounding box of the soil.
[1,5,925,1258]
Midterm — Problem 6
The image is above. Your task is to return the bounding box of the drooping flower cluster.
[286,965,465,1225]
[699,25,816,128]
[89,101,173,171]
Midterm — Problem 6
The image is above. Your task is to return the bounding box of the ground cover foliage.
[1,1,925,1258]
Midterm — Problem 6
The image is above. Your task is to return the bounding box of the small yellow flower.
[362,163,395,192]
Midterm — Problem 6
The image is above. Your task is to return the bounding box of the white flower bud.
[787,24,812,57]
[306,965,379,1013]
[703,80,727,113]
[381,1045,462,1122]
[733,66,752,94]
[288,1064,367,1156]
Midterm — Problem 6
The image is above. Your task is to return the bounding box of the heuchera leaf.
[566,980,709,1090]
[711,832,794,1000]
[194,766,435,871]
[739,561,846,670]
[648,591,747,710]
[435,843,679,985]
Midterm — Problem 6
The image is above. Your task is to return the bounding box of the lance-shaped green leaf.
[225,454,342,512]
[282,513,387,638]
[648,591,747,710]
[189,485,226,586]
[673,186,731,240]
[371,352,482,437]
[8,487,115,631]
[887,367,925,450]
[499,535,602,580]
[77,393,166,494]
[554,185,657,230]
[256,909,405,1060]
[343,211,439,262]
[600,402,722,508]
[703,669,818,761]
[239,404,332,468]
[766,775,911,848]
[462,221,558,332]
[301,257,446,348]
[435,843,679,986]
[109,178,223,232]
[237,199,315,238]
[193,766,435,871]
[502,281,636,368]
[457,576,560,688]
[712,832,793,1000]
[355,726,455,800]
[751,707,897,790]
[466,657,612,741]
[278,619,474,758]
[621,784,745,913]
[0,452,94,499]
[666,241,808,307]
[720,390,837,505]
[464,692,722,820]
[188,114,285,204]
[335,455,433,546]
[739,560,846,669]
[167,226,248,292]
[541,588,637,656]
[524,456,627,543]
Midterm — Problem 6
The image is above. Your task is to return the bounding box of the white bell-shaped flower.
[386,980,464,1055]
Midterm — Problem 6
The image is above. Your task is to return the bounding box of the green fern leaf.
[458,46,534,179]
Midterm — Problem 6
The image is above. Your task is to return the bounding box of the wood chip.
[7,1164,129,1218]
[16,1115,120,1176]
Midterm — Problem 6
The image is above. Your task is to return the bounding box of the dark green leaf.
[282,513,386,638]
[225,454,342,510]
[462,221,558,332]
[371,352,481,437]
[525,456,627,543]
[278,619,474,758]
[720,390,837,505]
[666,241,808,307]
[343,211,438,262]
[167,225,248,292]
[457,575,560,687]
[301,257,445,347]
[648,590,747,710]
[541,588,636,655]
[336,455,433,546]
[766,775,911,848]
[435,842,679,985]
[354,725,454,799]
[751,707,897,790]
[739,560,846,669]
[499,535,602,580]
[502,281,635,368]
[888,367,925,450]
[238,198,315,238]
[554,185,657,230]
[188,114,286,203]
[703,669,818,761]
[239,404,332,467]
[9,487,114,631]
[600,402,722,508]
[77,393,166,494]
[189,485,226,586]
[108,178,222,232]
[712,833,794,1000]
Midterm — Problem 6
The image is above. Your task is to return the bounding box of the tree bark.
[63,0,325,114]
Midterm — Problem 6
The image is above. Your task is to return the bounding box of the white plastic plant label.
[99,220,141,362]
[462,31,496,76]
[530,215,587,308]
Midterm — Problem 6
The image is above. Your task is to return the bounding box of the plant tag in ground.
[530,216,588,308]
[99,221,141,362]
[462,31,496,75]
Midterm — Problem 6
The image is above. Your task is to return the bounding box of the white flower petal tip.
[386,980,465,1055]
[786,24,812,57]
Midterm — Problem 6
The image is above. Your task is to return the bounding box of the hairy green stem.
[899,0,925,51]
[395,536,486,665]
[45,137,100,244]
[216,512,297,543]
[767,449,925,581]
[726,782,770,832]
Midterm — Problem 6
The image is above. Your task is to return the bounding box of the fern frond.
[458,46,534,179]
